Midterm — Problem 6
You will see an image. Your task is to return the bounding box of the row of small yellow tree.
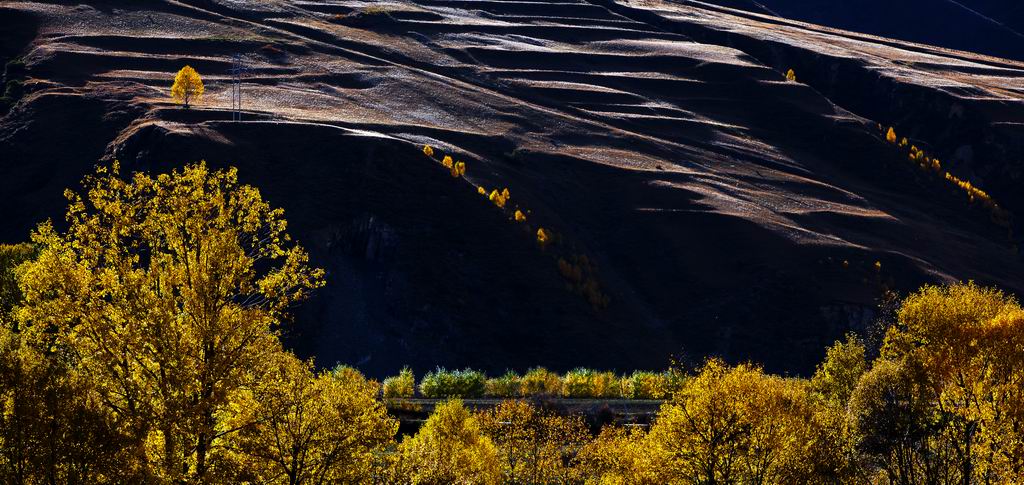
[421,145,608,309]
[3,162,1023,483]
[883,125,1013,231]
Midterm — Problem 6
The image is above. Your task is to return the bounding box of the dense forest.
[1,163,1021,484]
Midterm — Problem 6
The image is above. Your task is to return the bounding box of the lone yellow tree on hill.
[171,65,204,108]
[886,127,897,143]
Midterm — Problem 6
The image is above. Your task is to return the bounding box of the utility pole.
[230,55,245,121]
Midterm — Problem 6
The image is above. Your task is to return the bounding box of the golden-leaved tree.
[394,399,501,484]
[0,244,33,323]
[848,358,942,484]
[850,282,1024,483]
[577,425,660,485]
[226,354,397,484]
[2,245,134,484]
[647,359,852,484]
[806,334,867,478]
[0,324,137,484]
[15,161,324,482]
[810,332,868,407]
[171,65,204,108]
[478,399,590,484]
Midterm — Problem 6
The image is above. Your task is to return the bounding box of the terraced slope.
[1,0,1022,376]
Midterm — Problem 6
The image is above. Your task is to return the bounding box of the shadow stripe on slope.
[586,0,1024,228]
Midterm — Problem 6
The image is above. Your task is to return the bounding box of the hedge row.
[381,366,683,400]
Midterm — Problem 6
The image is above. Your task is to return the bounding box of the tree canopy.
[6,162,364,483]
[2,160,1024,484]
[171,65,204,108]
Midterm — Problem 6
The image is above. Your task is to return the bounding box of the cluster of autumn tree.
[391,282,1024,484]
[0,163,398,483]
[883,125,1012,231]
[2,162,1023,484]
[421,145,606,310]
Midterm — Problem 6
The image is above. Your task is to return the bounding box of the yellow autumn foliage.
[884,125,1012,231]
[563,368,621,398]
[383,366,416,398]
[536,227,550,245]
[478,400,589,484]
[170,65,204,108]
[0,325,135,483]
[394,400,501,484]
[853,282,1024,482]
[0,243,33,321]
[226,354,397,484]
[8,158,1024,484]
[485,371,523,397]
[577,426,660,484]
[811,333,868,407]
[423,144,434,157]
[451,160,466,177]
[14,161,327,482]
[886,127,897,143]
[785,68,796,82]
[514,210,526,222]
[489,189,507,208]
[941,171,1013,227]
[945,171,998,207]
[621,371,670,399]
[521,367,563,396]
[648,359,850,483]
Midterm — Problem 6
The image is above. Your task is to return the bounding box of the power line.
[229,55,249,122]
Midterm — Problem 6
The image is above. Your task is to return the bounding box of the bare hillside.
[1,0,1022,376]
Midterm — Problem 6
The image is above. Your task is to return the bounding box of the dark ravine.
[1,0,1022,378]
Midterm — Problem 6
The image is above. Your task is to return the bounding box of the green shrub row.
[419,367,487,398]
[381,367,415,398]
[381,366,683,400]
